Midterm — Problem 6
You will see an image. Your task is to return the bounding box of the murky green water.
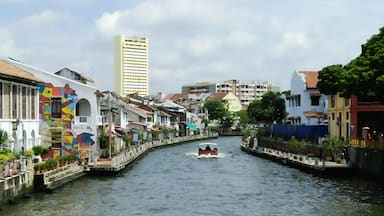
[2,136,384,215]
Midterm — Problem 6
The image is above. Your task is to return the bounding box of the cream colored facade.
[328,93,351,140]
[223,92,242,113]
[114,35,149,97]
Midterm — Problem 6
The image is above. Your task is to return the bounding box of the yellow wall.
[223,92,242,113]
[328,93,351,140]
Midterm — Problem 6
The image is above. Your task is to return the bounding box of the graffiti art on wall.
[37,82,95,158]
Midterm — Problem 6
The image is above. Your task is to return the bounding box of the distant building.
[181,82,216,94]
[182,80,280,106]
[286,71,327,125]
[114,35,149,97]
[207,92,242,113]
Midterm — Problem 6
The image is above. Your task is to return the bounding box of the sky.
[0,0,383,94]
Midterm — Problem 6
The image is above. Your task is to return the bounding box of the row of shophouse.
[0,58,213,163]
[285,70,384,146]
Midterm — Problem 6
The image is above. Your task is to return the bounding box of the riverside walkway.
[240,141,353,176]
[88,134,218,174]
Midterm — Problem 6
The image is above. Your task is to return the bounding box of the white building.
[0,59,42,152]
[114,35,149,97]
[182,80,280,106]
[7,58,98,161]
[286,71,328,125]
[216,80,280,106]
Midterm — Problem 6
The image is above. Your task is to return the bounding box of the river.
[2,136,384,215]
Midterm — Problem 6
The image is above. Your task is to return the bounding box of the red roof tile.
[299,71,318,89]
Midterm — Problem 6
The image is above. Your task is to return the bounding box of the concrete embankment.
[0,158,34,205]
[88,134,218,175]
[241,141,353,176]
[34,162,85,192]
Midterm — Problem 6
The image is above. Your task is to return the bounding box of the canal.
[2,136,384,215]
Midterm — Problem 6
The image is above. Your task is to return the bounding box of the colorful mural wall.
[38,83,95,159]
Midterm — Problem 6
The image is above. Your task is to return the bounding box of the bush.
[0,154,10,162]
[42,147,50,155]
[32,146,44,155]
[25,149,34,157]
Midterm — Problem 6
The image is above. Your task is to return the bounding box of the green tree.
[318,64,345,95]
[203,99,230,122]
[235,110,249,125]
[247,92,286,124]
[318,26,384,99]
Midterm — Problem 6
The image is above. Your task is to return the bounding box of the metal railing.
[349,138,384,149]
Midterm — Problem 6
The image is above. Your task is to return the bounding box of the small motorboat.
[198,142,218,159]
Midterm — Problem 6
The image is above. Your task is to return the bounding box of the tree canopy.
[203,99,231,122]
[318,26,384,99]
[247,92,286,124]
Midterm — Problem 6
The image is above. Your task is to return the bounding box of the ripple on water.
[2,137,384,216]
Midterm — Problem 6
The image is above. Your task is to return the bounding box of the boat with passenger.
[198,142,218,159]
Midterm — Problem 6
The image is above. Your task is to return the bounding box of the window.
[332,113,335,120]
[31,89,36,119]
[331,95,336,107]
[346,112,349,120]
[4,84,10,119]
[12,85,17,119]
[0,82,2,118]
[51,98,62,118]
[296,95,301,106]
[311,96,320,106]
[22,87,27,119]
[345,97,350,106]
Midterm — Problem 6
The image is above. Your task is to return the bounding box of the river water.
[2,136,384,216]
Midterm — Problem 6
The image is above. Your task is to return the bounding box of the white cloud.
[2,0,383,94]
[95,10,124,38]
[16,9,68,29]
[274,31,312,55]
[225,31,258,48]
[0,29,21,58]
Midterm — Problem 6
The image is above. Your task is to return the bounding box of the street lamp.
[13,118,25,156]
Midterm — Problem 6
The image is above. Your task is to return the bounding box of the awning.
[186,122,197,130]
[304,112,324,118]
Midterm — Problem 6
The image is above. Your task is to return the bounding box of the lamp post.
[14,118,24,156]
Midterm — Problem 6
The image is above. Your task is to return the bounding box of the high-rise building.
[114,35,149,96]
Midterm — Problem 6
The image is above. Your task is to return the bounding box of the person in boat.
[205,145,211,151]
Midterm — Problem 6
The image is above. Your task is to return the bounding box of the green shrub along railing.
[34,154,80,173]
[258,136,335,160]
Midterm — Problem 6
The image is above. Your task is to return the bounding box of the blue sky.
[0,0,383,94]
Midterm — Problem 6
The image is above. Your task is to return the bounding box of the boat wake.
[185,152,226,158]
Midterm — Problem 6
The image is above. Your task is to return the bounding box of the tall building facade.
[114,35,149,97]
[182,80,280,106]
[216,80,280,106]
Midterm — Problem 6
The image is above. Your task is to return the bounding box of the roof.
[207,92,227,100]
[0,59,42,83]
[55,67,94,83]
[170,93,189,102]
[198,142,217,146]
[299,71,318,89]
[304,112,324,118]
